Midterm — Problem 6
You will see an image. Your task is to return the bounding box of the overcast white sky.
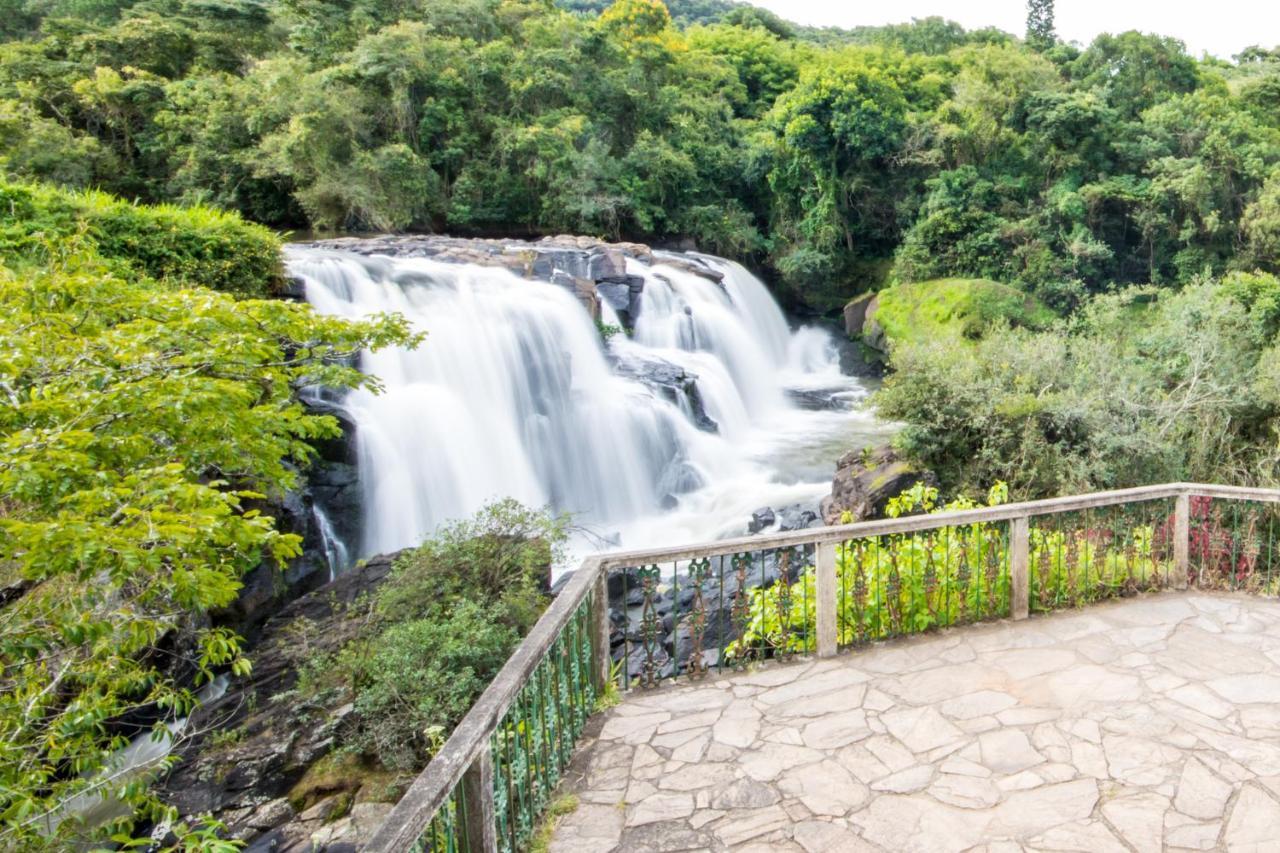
[747,0,1280,59]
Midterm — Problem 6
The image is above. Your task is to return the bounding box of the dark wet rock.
[820,444,938,525]
[777,503,821,531]
[786,386,854,411]
[748,507,776,534]
[610,352,718,433]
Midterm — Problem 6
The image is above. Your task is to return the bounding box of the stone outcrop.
[820,445,938,525]
[842,291,886,355]
[300,234,725,328]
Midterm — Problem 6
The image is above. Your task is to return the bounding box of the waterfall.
[288,246,891,559]
[312,505,350,582]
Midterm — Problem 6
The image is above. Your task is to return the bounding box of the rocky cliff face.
[162,553,401,851]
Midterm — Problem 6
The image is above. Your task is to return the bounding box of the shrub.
[0,180,283,296]
[343,605,520,771]
[292,500,569,774]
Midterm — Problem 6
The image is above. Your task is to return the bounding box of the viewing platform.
[550,592,1279,851]
[366,483,1280,852]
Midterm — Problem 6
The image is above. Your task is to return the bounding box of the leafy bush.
[294,500,569,773]
[342,605,520,771]
[877,278,1280,498]
[0,181,284,296]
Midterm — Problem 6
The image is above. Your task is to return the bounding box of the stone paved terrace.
[547,592,1280,852]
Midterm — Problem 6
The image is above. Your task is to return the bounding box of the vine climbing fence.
[365,483,1280,853]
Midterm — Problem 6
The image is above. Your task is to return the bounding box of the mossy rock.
[865,278,1055,352]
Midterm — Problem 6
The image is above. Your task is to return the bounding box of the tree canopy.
[1,0,1277,310]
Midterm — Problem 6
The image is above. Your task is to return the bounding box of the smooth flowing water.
[287,247,892,563]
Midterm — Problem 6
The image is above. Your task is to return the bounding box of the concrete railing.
[364,482,1280,852]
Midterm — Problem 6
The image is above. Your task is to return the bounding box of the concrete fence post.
[816,541,839,658]
[461,745,496,853]
[1011,516,1030,621]
[1174,493,1190,589]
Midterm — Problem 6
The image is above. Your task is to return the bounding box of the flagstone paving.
[548,592,1280,852]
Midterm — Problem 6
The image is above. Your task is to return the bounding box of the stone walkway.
[548,593,1280,852]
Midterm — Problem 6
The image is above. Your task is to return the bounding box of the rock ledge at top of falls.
[296,233,726,326]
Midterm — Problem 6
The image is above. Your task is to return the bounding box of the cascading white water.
[287,247,893,562]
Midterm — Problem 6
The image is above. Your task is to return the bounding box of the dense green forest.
[5,0,1278,311]
[5,0,1280,845]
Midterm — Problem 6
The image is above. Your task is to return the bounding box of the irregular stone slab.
[1028,819,1129,853]
[599,711,669,741]
[850,793,991,852]
[989,779,1098,836]
[793,819,879,853]
[766,684,867,718]
[1103,734,1183,786]
[1205,673,1280,704]
[929,773,1001,809]
[756,666,869,705]
[1174,757,1233,820]
[1100,791,1168,853]
[712,701,761,748]
[881,706,965,754]
[978,729,1045,774]
[739,741,823,781]
[939,690,1018,720]
[886,663,1003,705]
[711,804,790,846]
[626,792,693,827]
[1164,811,1221,851]
[1167,683,1234,719]
[709,777,779,810]
[870,764,934,794]
[617,821,712,852]
[778,759,869,816]
[1223,783,1280,849]
[656,761,737,792]
[801,709,872,749]
[989,648,1077,679]
[1036,663,1144,706]
[548,803,625,853]
[669,731,710,763]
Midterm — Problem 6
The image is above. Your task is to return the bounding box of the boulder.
[748,507,776,534]
[820,445,938,525]
[861,294,886,353]
[842,292,876,339]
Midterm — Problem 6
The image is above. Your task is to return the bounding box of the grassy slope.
[871,278,1056,349]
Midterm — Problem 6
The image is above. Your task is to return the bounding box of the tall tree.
[1026,0,1055,51]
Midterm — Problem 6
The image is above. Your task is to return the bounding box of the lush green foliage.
[877,272,1280,497]
[729,481,1174,657]
[3,0,1278,308]
[0,184,413,848]
[293,499,568,773]
[869,278,1055,348]
[0,182,284,295]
